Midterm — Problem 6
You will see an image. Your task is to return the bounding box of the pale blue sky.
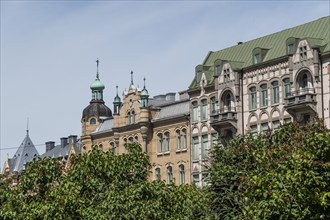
[1,1,329,169]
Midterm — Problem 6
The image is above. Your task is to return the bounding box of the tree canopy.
[0,143,209,220]
[208,121,330,219]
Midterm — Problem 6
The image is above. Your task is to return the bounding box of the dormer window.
[299,46,307,60]
[215,65,221,76]
[287,44,294,54]
[254,53,261,64]
[196,71,202,82]
[286,37,299,55]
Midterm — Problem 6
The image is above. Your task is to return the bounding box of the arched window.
[201,99,208,121]
[90,118,96,125]
[192,101,198,123]
[260,84,268,107]
[176,130,181,150]
[182,129,187,149]
[99,144,103,151]
[249,87,257,110]
[158,134,163,153]
[134,136,139,143]
[301,74,308,89]
[164,132,170,152]
[167,166,173,184]
[131,111,135,123]
[297,71,313,94]
[225,93,231,111]
[155,168,161,180]
[179,164,185,185]
[110,142,115,153]
[128,137,134,144]
[127,112,131,124]
[283,78,291,98]
[271,81,279,104]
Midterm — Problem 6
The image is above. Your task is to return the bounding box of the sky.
[1,0,329,170]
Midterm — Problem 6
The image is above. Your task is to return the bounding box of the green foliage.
[208,122,330,219]
[0,143,209,219]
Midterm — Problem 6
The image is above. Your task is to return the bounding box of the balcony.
[210,107,237,132]
[284,88,317,116]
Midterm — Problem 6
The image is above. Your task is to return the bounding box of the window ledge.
[192,159,200,163]
[260,106,268,110]
[271,103,280,107]
[176,148,187,153]
[249,108,257,112]
[163,151,170,155]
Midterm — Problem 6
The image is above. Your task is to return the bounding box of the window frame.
[249,86,257,110]
[260,84,268,107]
[271,81,280,105]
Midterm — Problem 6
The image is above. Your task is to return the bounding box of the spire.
[96,58,100,79]
[26,117,29,136]
[116,85,119,96]
[130,71,134,85]
[143,77,146,89]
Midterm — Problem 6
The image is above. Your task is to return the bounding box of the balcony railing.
[285,88,316,106]
[211,107,237,123]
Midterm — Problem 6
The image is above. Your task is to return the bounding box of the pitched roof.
[189,16,330,91]
[9,133,39,172]
[152,100,189,122]
[92,118,114,134]
[40,141,81,159]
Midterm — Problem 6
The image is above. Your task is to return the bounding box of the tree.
[0,143,209,219]
[208,121,330,219]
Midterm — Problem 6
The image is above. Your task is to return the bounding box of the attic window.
[25,153,28,156]
[288,44,294,54]
[254,53,261,64]
[196,71,202,82]
[299,46,307,60]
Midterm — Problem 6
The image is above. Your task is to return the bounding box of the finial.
[130,71,134,85]
[116,84,119,96]
[96,58,100,79]
[26,117,29,136]
[143,77,146,89]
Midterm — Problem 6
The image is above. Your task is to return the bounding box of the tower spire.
[116,84,119,96]
[143,77,146,89]
[96,58,100,79]
[130,71,134,85]
[26,117,29,136]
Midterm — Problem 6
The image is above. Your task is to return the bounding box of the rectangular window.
[210,97,216,114]
[167,167,173,184]
[183,130,187,149]
[193,137,199,161]
[193,174,200,186]
[223,69,230,82]
[249,87,257,110]
[288,44,294,54]
[177,131,181,150]
[250,125,258,138]
[283,78,291,98]
[201,100,208,121]
[155,168,161,180]
[260,84,268,107]
[272,81,279,104]
[202,135,208,159]
[192,102,198,123]
[179,165,185,185]
[272,120,280,131]
[254,53,261,64]
[165,133,170,152]
[211,133,218,148]
[158,135,163,153]
[215,65,221,76]
[261,123,268,134]
[202,173,209,187]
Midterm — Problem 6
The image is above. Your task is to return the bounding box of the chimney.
[166,93,176,101]
[178,90,189,101]
[237,42,243,45]
[45,141,55,152]
[60,137,68,148]
[153,94,166,100]
[68,135,77,145]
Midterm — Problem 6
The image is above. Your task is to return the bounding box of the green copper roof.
[90,78,105,90]
[141,88,149,97]
[189,16,330,91]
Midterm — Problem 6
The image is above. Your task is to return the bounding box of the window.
[254,53,261,64]
[155,168,161,180]
[135,136,139,143]
[164,132,170,152]
[110,142,115,153]
[211,133,218,147]
[249,87,257,110]
[215,65,221,76]
[283,78,291,98]
[288,43,294,54]
[299,46,307,60]
[224,93,232,111]
[167,166,173,184]
[192,101,198,123]
[261,123,268,134]
[210,97,216,114]
[271,81,279,104]
[260,84,268,107]
[301,73,308,89]
[99,144,103,151]
[202,173,209,187]
[201,99,208,121]
[250,125,258,138]
[131,111,135,123]
[179,165,185,185]
[272,120,280,131]
[128,137,133,144]
[182,129,187,149]
[158,134,163,153]
[193,174,200,186]
[90,118,96,125]
[224,68,230,82]
[193,137,199,160]
[176,130,181,150]
[202,135,208,159]
[127,112,131,124]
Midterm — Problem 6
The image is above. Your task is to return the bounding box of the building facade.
[188,16,330,185]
